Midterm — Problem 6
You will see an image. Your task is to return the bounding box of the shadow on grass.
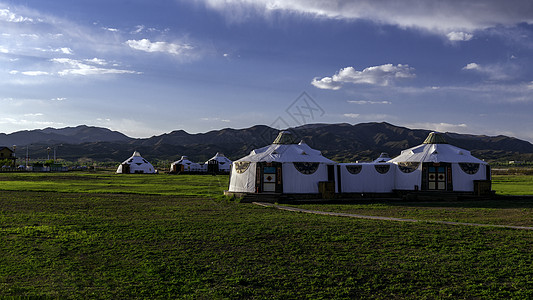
[287,196,533,209]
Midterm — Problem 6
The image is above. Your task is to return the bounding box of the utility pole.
[12,145,16,167]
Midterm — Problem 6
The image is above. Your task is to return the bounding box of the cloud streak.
[126,39,194,56]
[462,62,516,81]
[348,100,392,105]
[200,0,533,40]
[51,58,140,76]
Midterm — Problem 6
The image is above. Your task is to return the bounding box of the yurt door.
[422,163,452,191]
[258,162,282,193]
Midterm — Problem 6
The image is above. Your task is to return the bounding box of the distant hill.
[2,123,533,163]
[0,125,132,146]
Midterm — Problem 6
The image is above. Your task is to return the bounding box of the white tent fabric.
[229,132,337,194]
[206,152,232,172]
[171,156,204,172]
[228,162,256,193]
[339,163,395,193]
[116,151,156,174]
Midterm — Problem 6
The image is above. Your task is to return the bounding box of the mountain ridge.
[2,122,532,163]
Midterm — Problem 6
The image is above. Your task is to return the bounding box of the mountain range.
[2,123,532,163]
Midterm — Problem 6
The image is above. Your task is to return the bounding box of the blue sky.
[1,0,533,142]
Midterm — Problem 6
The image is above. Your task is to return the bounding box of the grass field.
[1,172,533,298]
[492,174,533,195]
[0,172,228,198]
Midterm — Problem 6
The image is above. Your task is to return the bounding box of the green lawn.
[492,174,533,195]
[1,172,533,298]
[0,172,229,198]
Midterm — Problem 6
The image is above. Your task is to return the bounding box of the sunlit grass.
[492,174,533,195]
[0,172,229,198]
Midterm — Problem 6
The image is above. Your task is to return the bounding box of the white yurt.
[205,152,232,173]
[388,132,490,192]
[116,151,156,174]
[170,156,203,173]
[228,131,337,194]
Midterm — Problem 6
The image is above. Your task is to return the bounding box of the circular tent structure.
[116,151,156,174]
[205,152,232,173]
[227,131,337,195]
[170,156,204,173]
[388,132,490,192]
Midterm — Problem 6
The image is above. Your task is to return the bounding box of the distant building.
[116,151,156,174]
[170,156,204,173]
[205,152,232,174]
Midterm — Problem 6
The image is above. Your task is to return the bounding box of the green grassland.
[492,174,533,195]
[1,172,533,298]
[0,172,228,198]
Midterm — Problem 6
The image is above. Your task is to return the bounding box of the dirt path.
[253,202,533,231]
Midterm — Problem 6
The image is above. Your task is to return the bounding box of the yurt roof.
[121,151,151,165]
[273,130,298,145]
[207,152,232,163]
[389,133,486,164]
[235,139,335,164]
[423,132,448,144]
[172,155,200,166]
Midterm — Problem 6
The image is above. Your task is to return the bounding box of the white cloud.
[0,117,63,127]
[51,58,140,76]
[126,39,194,56]
[21,71,50,76]
[463,62,480,70]
[200,117,231,122]
[199,0,533,35]
[348,100,392,105]
[102,27,118,32]
[0,46,9,53]
[343,113,393,121]
[462,62,514,80]
[84,58,107,65]
[59,47,73,54]
[312,64,415,90]
[36,47,73,54]
[343,113,360,118]
[447,31,474,42]
[310,76,342,90]
[0,8,34,23]
[132,25,145,34]
[406,122,468,133]
[51,97,67,101]
[24,113,44,117]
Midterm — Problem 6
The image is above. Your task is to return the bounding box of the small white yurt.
[170,156,203,173]
[228,131,337,194]
[205,152,232,173]
[388,132,490,192]
[116,151,156,174]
